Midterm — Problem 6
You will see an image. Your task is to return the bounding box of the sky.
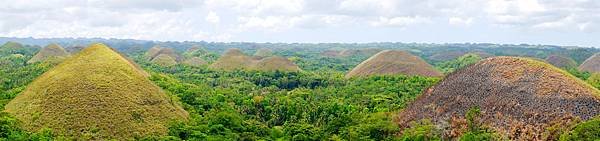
[0,0,599,47]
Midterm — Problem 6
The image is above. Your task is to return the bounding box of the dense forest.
[0,39,599,140]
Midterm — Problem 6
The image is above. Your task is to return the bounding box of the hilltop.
[209,48,255,71]
[396,57,600,140]
[151,54,178,66]
[4,43,188,140]
[346,50,442,78]
[27,43,70,64]
[579,53,600,73]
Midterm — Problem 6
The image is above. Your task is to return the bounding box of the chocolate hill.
[250,56,301,72]
[345,50,442,78]
[151,54,178,66]
[184,45,208,58]
[27,43,70,64]
[579,53,600,73]
[254,48,273,57]
[182,57,207,67]
[396,57,600,140]
[209,48,255,70]
[545,55,577,68]
[4,43,188,140]
[1,41,24,50]
[144,45,162,59]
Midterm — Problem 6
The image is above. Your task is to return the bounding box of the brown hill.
[254,48,273,57]
[144,46,162,59]
[545,55,577,68]
[4,43,188,140]
[154,48,182,62]
[396,57,600,140]
[209,48,255,70]
[151,54,178,66]
[27,43,70,64]
[250,56,300,72]
[579,53,600,73]
[182,57,207,67]
[346,50,442,78]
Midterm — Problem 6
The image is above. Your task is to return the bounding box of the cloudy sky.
[0,0,599,47]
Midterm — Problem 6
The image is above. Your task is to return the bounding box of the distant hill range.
[1,37,598,64]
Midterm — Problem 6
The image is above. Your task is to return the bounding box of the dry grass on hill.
[4,43,188,140]
[545,55,577,68]
[27,43,70,64]
[396,57,600,140]
[579,53,600,73]
[346,50,442,78]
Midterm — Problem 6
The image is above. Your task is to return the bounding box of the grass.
[27,43,70,64]
[4,43,188,140]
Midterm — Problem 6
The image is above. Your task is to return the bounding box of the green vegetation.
[587,73,600,90]
[559,117,600,141]
[1,40,600,140]
[435,53,482,74]
[145,65,439,140]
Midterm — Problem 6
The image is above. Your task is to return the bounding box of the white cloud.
[0,0,599,44]
[205,11,220,24]
[370,16,431,27]
[449,17,473,26]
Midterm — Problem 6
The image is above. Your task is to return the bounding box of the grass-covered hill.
[27,43,69,64]
[209,48,256,71]
[545,54,578,69]
[346,50,442,78]
[396,57,600,140]
[3,43,188,140]
[579,53,600,73]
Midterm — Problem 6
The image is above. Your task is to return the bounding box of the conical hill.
[151,54,178,67]
[145,46,162,60]
[346,50,442,78]
[254,48,273,57]
[545,55,577,68]
[4,43,188,140]
[27,43,70,64]
[250,56,300,72]
[579,53,600,73]
[396,57,600,140]
[209,48,254,70]
[182,57,207,67]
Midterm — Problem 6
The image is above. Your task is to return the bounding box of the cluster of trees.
[142,61,439,140]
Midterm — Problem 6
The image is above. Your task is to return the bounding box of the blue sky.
[0,0,599,47]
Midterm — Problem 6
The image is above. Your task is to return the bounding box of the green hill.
[4,43,188,140]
